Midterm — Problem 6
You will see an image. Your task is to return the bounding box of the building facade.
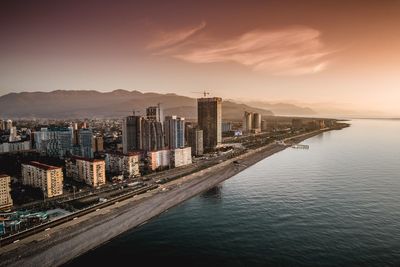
[0,140,31,153]
[0,174,13,211]
[122,115,144,154]
[146,104,164,125]
[147,149,170,171]
[164,116,185,149]
[92,136,104,153]
[78,128,93,158]
[243,111,253,132]
[33,127,74,158]
[105,152,140,179]
[170,147,192,167]
[66,156,106,187]
[253,113,262,133]
[197,97,222,150]
[188,127,203,156]
[21,162,63,198]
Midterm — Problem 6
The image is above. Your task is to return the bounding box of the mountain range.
[0,89,279,120]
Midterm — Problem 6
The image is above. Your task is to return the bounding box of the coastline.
[0,126,348,267]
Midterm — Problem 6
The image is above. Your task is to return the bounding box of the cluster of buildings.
[122,97,222,170]
[243,112,267,133]
[0,119,32,153]
[34,124,102,159]
[292,118,327,131]
[0,96,224,205]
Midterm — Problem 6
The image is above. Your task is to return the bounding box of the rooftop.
[24,161,61,171]
[71,155,104,163]
[0,174,10,178]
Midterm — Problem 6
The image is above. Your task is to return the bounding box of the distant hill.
[0,89,274,120]
[244,101,316,116]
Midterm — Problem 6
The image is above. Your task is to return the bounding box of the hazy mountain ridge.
[0,89,274,120]
[244,101,317,116]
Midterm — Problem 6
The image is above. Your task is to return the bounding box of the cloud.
[147,23,334,76]
[146,21,206,49]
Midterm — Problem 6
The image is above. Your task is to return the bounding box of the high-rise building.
[78,129,93,158]
[146,103,164,124]
[164,116,185,149]
[92,136,104,153]
[253,113,262,133]
[66,156,106,187]
[142,120,164,151]
[33,127,73,158]
[9,126,18,142]
[21,162,63,198]
[197,97,222,150]
[188,127,203,156]
[123,113,164,153]
[243,111,253,132]
[105,152,140,179]
[122,115,144,154]
[0,174,13,211]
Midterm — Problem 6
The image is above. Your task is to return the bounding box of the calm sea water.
[67,119,400,266]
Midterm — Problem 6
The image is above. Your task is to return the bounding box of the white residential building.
[21,162,63,198]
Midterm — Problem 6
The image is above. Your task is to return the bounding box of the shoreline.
[0,126,348,267]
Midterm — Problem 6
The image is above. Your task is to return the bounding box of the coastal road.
[0,129,333,267]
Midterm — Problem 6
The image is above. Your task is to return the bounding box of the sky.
[1,0,400,116]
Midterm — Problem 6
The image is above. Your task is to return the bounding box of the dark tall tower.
[122,115,144,153]
[197,97,222,150]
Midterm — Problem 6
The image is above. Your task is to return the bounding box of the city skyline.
[1,0,400,116]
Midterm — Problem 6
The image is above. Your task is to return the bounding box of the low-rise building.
[0,174,13,211]
[21,162,63,198]
[65,156,106,187]
[171,147,192,167]
[147,149,170,171]
[105,152,140,179]
[0,140,31,153]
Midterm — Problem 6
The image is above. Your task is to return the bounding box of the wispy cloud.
[147,21,206,49]
[147,23,334,75]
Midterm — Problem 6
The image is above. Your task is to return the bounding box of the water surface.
[67,120,400,266]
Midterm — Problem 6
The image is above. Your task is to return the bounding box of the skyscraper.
[164,116,185,149]
[142,119,164,151]
[122,115,144,153]
[78,128,93,158]
[243,111,253,132]
[253,113,261,133]
[197,97,222,150]
[146,103,164,125]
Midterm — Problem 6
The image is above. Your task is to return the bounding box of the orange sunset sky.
[1,0,400,116]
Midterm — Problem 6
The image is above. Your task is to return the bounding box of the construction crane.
[192,90,210,98]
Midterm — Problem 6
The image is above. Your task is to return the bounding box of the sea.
[66,119,400,266]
